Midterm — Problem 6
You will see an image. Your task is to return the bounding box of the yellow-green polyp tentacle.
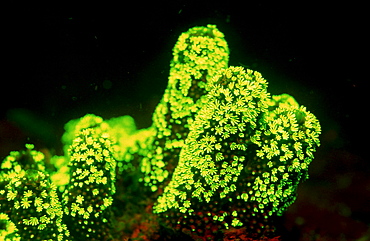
[154,66,321,239]
[252,101,321,216]
[0,148,69,241]
[63,127,116,240]
[140,25,230,193]
[0,144,46,173]
[153,66,271,216]
[170,24,229,92]
[154,24,229,133]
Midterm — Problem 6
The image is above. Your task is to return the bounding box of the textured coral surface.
[0,4,367,240]
[0,25,323,241]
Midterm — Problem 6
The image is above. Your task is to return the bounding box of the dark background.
[1,2,368,239]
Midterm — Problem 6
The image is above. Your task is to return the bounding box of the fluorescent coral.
[63,127,116,240]
[129,24,230,194]
[153,66,321,239]
[0,24,321,240]
[0,145,69,241]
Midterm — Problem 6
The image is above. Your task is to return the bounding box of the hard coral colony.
[0,25,320,240]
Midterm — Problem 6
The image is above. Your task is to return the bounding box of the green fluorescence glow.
[0,143,46,173]
[49,155,70,192]
[62,114,109,155]
[154,66,270,213]
[0,145,70,241]
[63,127,116,240]
[154,62,321,237]
[0,213,20,241]
[62,113,144,175]
[0,24,322,241]
[124,24,230,194]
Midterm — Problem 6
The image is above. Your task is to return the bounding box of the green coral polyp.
[154,65,321,238]
[124,24,230,195]
[1,24,321,240]
[63,127,116,240]
[0,146,69,241]
[154,66,270,213]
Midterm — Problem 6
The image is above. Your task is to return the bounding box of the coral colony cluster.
[0,25,321,240]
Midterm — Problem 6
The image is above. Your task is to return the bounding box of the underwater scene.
[1,3,368,241]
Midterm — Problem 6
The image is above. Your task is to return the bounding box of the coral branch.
[0,24,321,241]
[63,127,116,240]
[0,145,69,241]
[128,24,230,194]
[153,66,321,239]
